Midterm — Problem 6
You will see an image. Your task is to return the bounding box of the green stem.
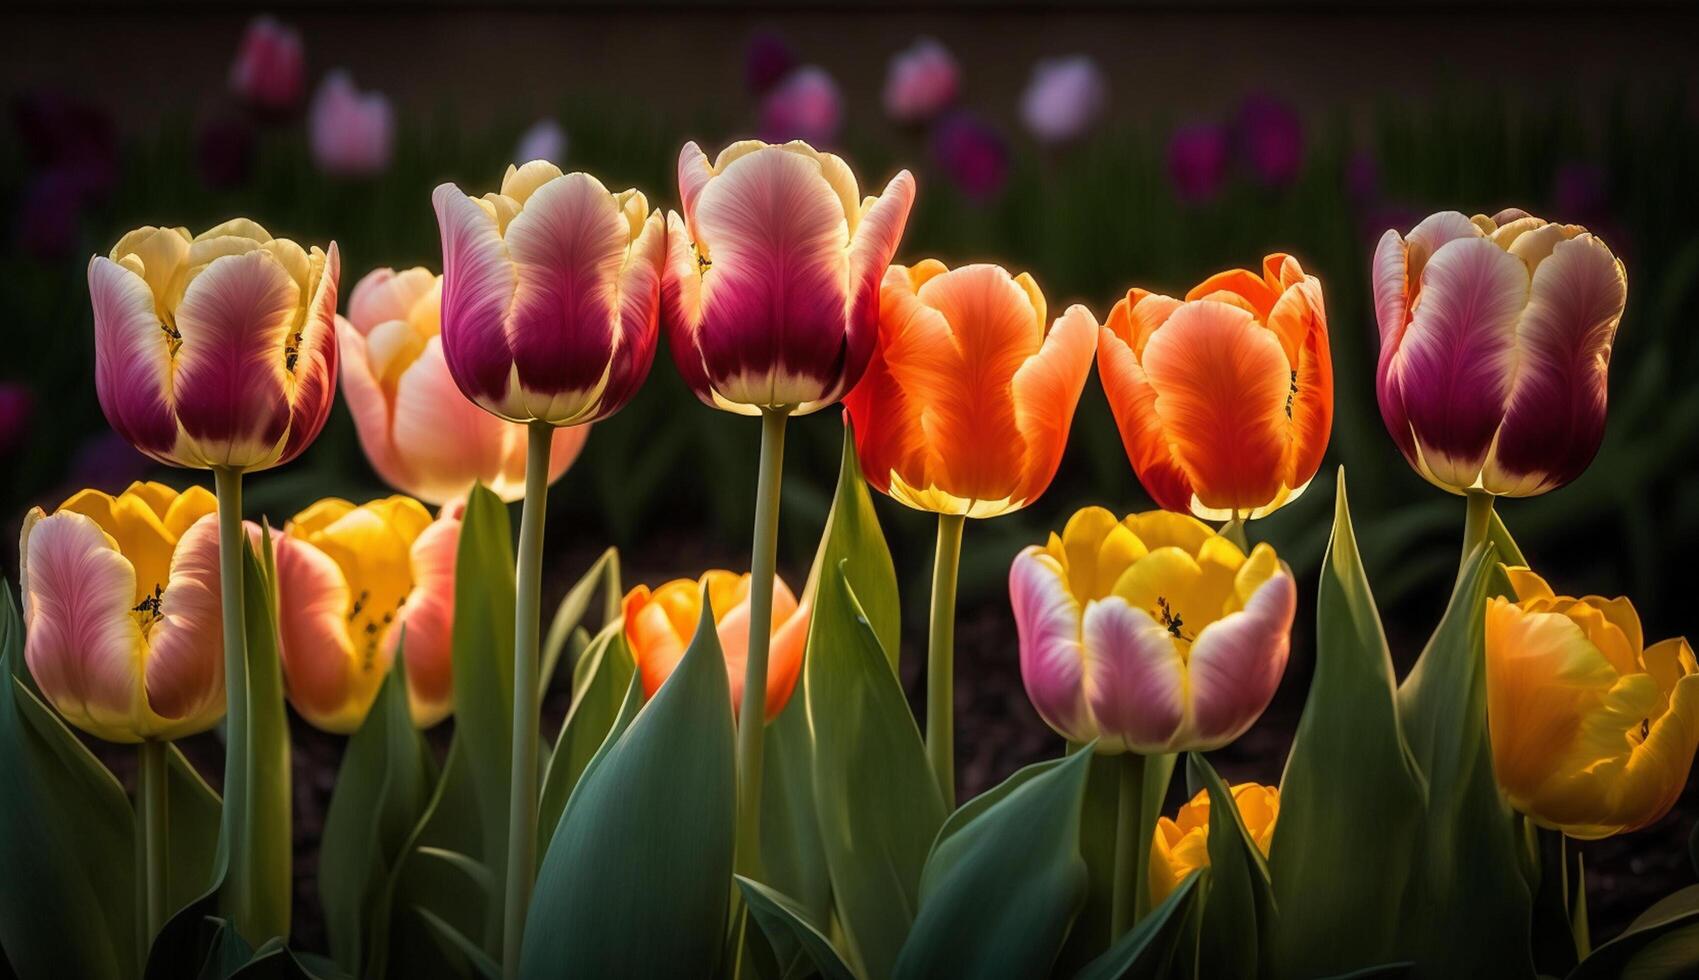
[1461,490,1495,573]
[1220,514,1249,552]
[1110,752,1146,938]
[735,410,788,882]
[139,739,169,948]
[502,421,553,978]
[212,467,249,933]
[926,513,965,809]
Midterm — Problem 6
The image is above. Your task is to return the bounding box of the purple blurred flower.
[1235,94,1304,187]
[745,31,798,97]
[12,91,118,196]
[1020,55,1106,145]
[931,111,1010,200]
[1553,161,1608,220]
[309,70,394,177]
[760,66,842,145]
[885,37,959,125]
[0,383,32,457]
[515,118,567,166]
[229,16,305,117]
[68,430,152,491]
[196,112,255,190]
[14,170,90,259]
[1166,123,1230,204]
[1346,149,1380,203]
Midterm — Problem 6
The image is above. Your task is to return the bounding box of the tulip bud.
[843,261,1097,518]
[338,266,588,504]
[663,140,915,416]
[309,71,394,178]
[433,163,665,427]
[90,220,340,472]
[622,571,809,723]
[1011,508,1294,753]
[228,16,305,116]
[1149,783,1279,905]
[18,482,226,742]
[1098,254,1332,520]
[1374,209,1626,496]
[1486,567,1698,838]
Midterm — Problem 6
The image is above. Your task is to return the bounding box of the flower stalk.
[139,738,169,947]
[735,410,788,881]
[212,466,251,934]
[927,513,965,809]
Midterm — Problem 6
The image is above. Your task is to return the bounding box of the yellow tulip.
[1486,567,1699,838]
[1149,782,1279,905]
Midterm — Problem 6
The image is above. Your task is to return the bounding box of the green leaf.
[1074,871,1202,980]
[1397,531,1533,978]
[228,534,293,943]
[1567,885,1699,980]
[804,427,941,978]
[320,651,434,976]
[166,744,225,914]
[736,877,856,980]
[1269,470,1425,976]
[1530,825,1587,977]
[894,750,1093,979]
[757,674,832,933]
[539,547,623,700]
[1054,752,1122,977]
[1190,753,1275,980]
[520,585,736,978]
[416,908,501,980]
[536,623,634,859]
[0,581,136,980]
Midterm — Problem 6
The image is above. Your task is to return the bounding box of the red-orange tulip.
[1098,254,1331,520]
[842,260,1098,518]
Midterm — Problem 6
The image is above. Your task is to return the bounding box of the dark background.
[4,0,1698,952]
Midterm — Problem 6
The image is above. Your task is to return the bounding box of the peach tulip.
[1486,567,1698,838]
[1374,209,1626,496]
[18,482,226,742]
[1098,254,1331,520]
[1149,783,1279,905]
[1011,507,1295,753]
[843,261,1097,518]
[338,266,588,504]
[663,140,915,416]
[271,496,461,731]
[89,221,340,472]
[433,162,665,427]
[622,570,809,722]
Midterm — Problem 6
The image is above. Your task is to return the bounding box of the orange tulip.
[842,260,1098,518]
[1098,254,1331,520]
[622,570,809,722]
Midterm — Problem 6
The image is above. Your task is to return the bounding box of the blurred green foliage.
[3,84,1696,649]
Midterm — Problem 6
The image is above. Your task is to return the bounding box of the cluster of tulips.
[1,137,1693,980]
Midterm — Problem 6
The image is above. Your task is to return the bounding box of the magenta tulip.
[885,38,960,124]
[760,66,843,146]
[228,16,305,116]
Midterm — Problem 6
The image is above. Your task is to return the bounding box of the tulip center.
[132,583,165,634]
[693,243,712,274]
[284,328,304,373]
[159,317,183,357]
[346,587,406,672]
[1285,370,1298,419]
[1155,595,1194,644]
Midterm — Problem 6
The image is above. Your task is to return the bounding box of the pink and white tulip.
[1374,208,1627,496]
[1011,507,1294,753]
[1020,55,1107,145]
[663,140,916,416]
[759,66,843,146]
[432,162,665,426]
[884,38,960,125]
[229,16,305,116]
[89,220,340,472]
[309,71,394,178]
[18,483,226,742]
[338,266,587,504]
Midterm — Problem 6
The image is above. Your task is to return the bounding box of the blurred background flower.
[1166,122,1230,204]
[229,15,305,118]
[929,111,1010,199]
[309,70,393,177]
[759,64,842,145]
[0,382,33,457]
[515,117,567,166]
[884,37,959,125]
[1020,54,1105,144]
[195,110,255,190]
[1234,93,1305,187]
[744,29,797,96]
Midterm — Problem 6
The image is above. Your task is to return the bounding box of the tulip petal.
[89,257,180,461]
[599,208,666,421]
[1079,596,1187,751]
[280,242,341,467]
[1382,236,1529,490]
[1010,303,1097,510]
[338,317,416,493]
[661,210,722,410]
[391,511,459,727]
[1482,234,1625,495]
[1010,549,1095,743]
[1097,319,1194,513]
[1185,569,1294,748]
[433,183,519,417]
[144,514,226,734]
[347,266,437,334]
[1267,277,1332,503]
[272,530,364,733]
[832,170,916,412]
[1605,668,1699,835]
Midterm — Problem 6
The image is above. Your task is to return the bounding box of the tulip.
[338,266,587,504]
[1234,94,1304,188]
[1373,209,1626,501]
[930,111,1011,201]
[622,571,809,722]
[514,118,567,167]
[270,496,460,732]
[760,66,843,146]
[19,481,226,938]
[1166,123,1230,204]
[1020,55,1106,145]
[664,138,915,879]
[885,38,959,125]
[1098,254,1332,524]
[1486,567,1699,839]
[228,16,305,116]
[309,71,393,178]
[1149,783,1279,905]
[434,159,664,969]
[843,260,1095,803]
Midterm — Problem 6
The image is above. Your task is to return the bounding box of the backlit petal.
[1079,597,1187,752]
[90,257,180,461]
[433,183,519,416]
[143,514,226,736]
[1184,569,1294,748]
[1010,549,1094,743]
